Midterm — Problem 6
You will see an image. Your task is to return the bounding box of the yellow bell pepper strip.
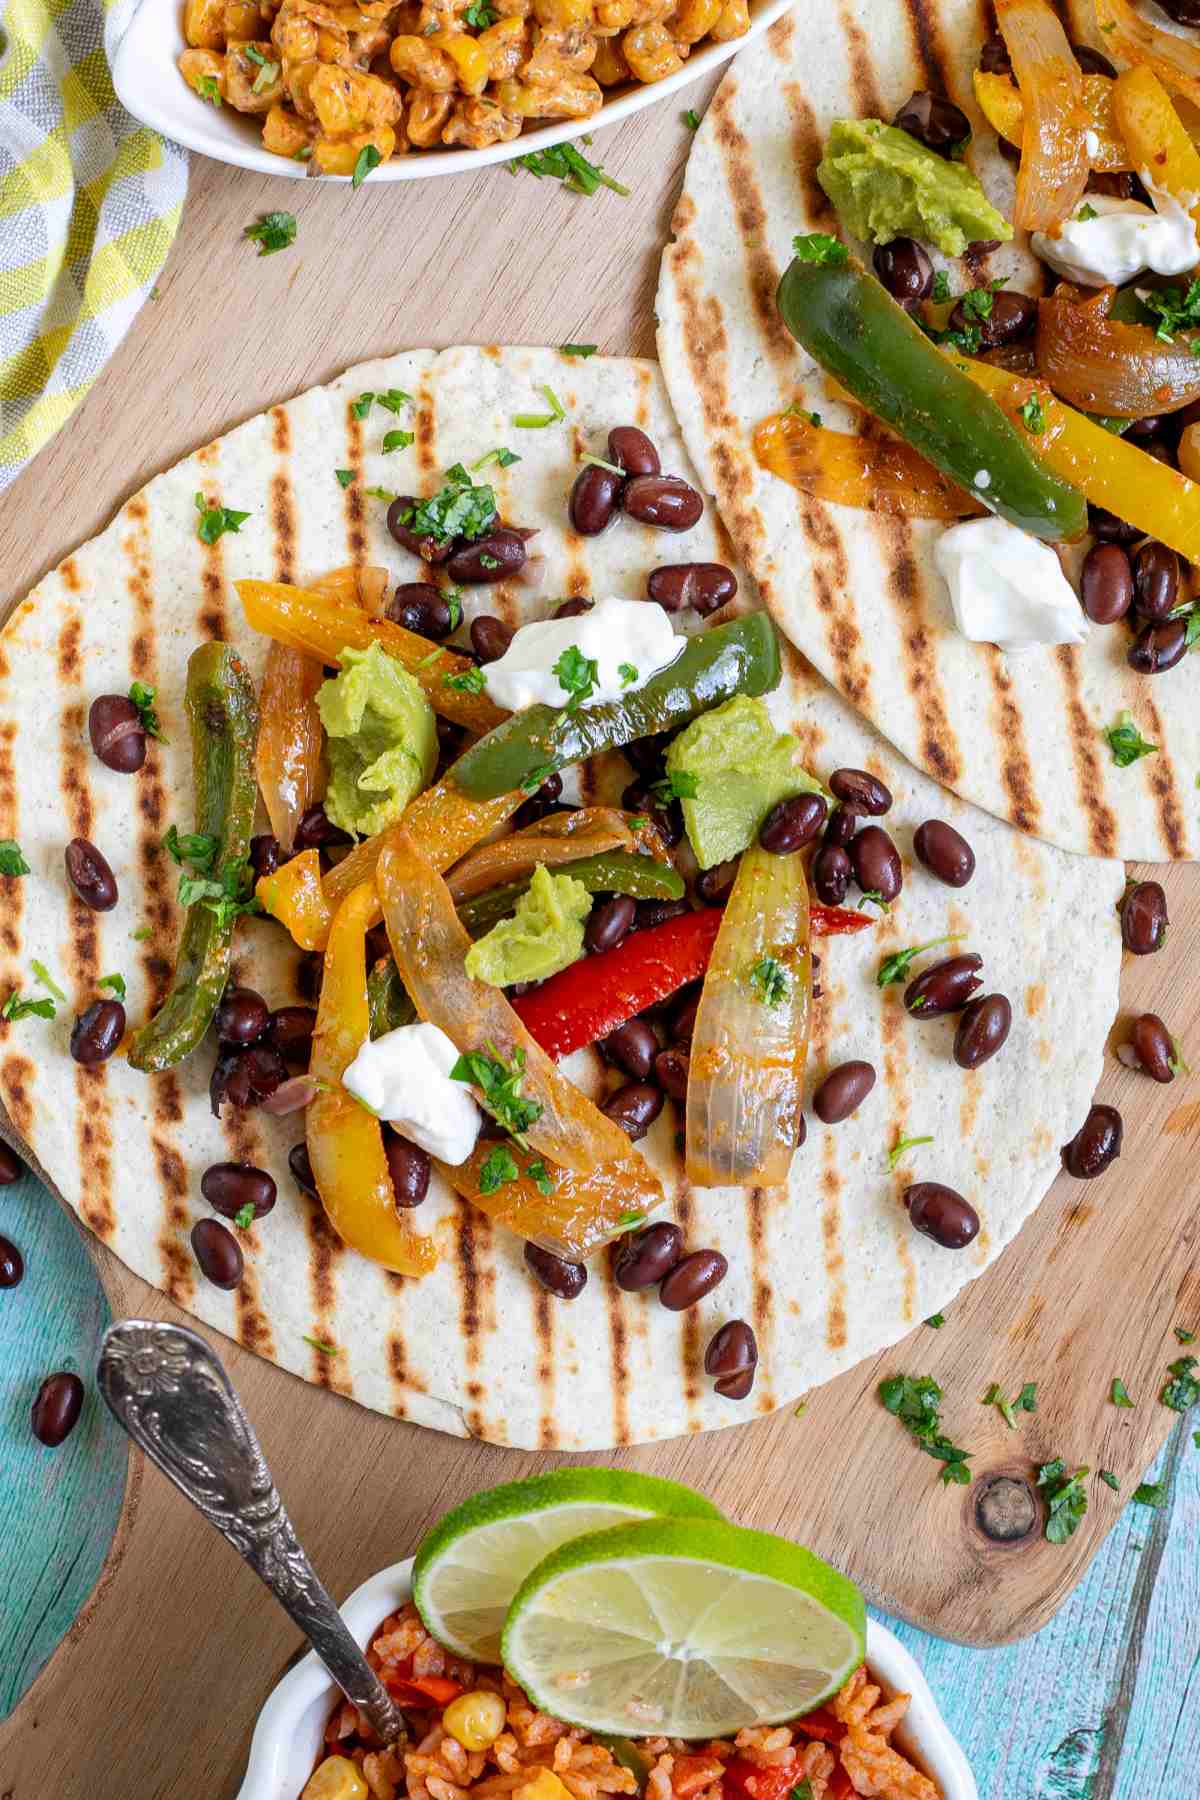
[1095,0,1200,113]
[255,848,330,951]
[237,578,506,735]
[306,880,438,1276]
[435,1143,666,1262]
[311,562,390,615]
[684,843,810,1188]
[376,825,631,1175]
[958,355,1200,559]
[995,0,1089,230]
[445,806,646,903]
[1036,283,1200,418]
[1111,65,1200,227]
[753,408,985,521]
[973,69,1128,170]
[255,642,325,851]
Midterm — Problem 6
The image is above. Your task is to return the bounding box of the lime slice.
[413,1470,723,1663]
[502,1517,865,1738]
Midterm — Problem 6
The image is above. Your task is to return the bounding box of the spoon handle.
[98,1318,404,1745]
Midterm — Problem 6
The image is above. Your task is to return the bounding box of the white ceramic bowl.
[112,0,793,182]
[236,1556,978,1800]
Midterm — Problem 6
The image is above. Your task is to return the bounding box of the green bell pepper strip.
[458,850,686,938]
[367,956,416,1038]
[776,254,1088,542]
[128,643,259,1072]
[451,613,782,801]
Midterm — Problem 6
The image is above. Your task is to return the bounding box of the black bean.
[813,1060,876,1123]
[215,985,270,1046]
[850,824,903,903]
[1132,541,1180,620]
[905,1182,981,1249]
[600,1018,659,1080]
[1062,1103,1123,1179]
[602,1081,664,1140]
[646,563,737,615]
[979,32,1011,75]
[1072,41,1117,75]
[201,1161,277,1221]
[524,1241,587,1298]
[812,844,852,906]
[1121,880,1168,955]
[88,694,146,773]
[614,1221,684,1290]
[609,425,661,477]
[660,1247,728,1310]
[70,999,125,1066]
[267,1005,317,1064]
[913,819,975,887]
[824,805,860,848]
[654,1047,690,1101]
[211,1043,288,1114]
[386,495,458,563]
[0,1233,24,1288]
[190,1216,244,1289]
[1156,0,1200,25]
[586,895,637,955]
[31,1372,84,1446]
[705,1319,758,1399]
[621,779,683,848]
[554,597,593,620]
[1089,504,1140,545]
[873,237,934,304]
[954,994,1012,1069]
[569,464,624,536]
[1128,616,1188,674]
[624,730,673,778]
[636,897,690,930]
[383,1130,431,1207]
[0,1141,23,1184]
[65,837,118,912]
[760,792,828,854]
[1081,543,1134,625]
[830,768,892,816]
[289,1141,318,1197]
[695,858,740,905]
[1124,412,1168,441]
[894,90,971,154]
[387,583,453,640]
[448,528,529,584]
[950,288,1037,349]
[511,773,564,831]
[1130,1012,1177,1083]
[668,986,701,1044]
[250,833,281,880]
[621,475,704,531]
[293,804,352,852]
[905,952,984,1017]
[470,615,513,664]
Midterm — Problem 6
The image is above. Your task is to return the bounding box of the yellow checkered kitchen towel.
[0,0,187,488]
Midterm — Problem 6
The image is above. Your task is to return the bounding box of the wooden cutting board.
[0,89,1197,1776]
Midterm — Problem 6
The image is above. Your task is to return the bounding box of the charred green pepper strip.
[776,254,1088,542]
[458,850,686,938]
[452,613,781,801]
[128,643,259,1072]
[367,956,416,1038]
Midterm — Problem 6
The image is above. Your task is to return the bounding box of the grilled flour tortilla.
[656,0,1200,863]
[0,347,1123,1448]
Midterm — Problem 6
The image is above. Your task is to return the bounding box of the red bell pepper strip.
[381,1671,463,1707]
[794,1706,846,1745]
[513,904,873,1061]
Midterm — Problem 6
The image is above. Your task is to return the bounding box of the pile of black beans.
[569,426,705,538]
[386,494,537,588]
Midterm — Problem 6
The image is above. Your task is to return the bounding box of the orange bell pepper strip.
[1095,0,1200,113]
[255,642,325,851]
[236,577,506,734]
[310,562,390,614]
[436,1141,666,1261]
[305,880,438,1276]
[954,356,1200,560]
[754,409,984,521]
[256,848,330,952]
[973,69,1128,171]
[994,0,1089,230]
[1111,65,1200,229]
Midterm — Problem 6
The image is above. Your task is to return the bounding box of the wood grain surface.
[0,78,1198,1797]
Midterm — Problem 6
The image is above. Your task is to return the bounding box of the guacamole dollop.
[817,117,1012,258]
[666,695,822,870]
[464,864,593,988]
[317,643,437,838]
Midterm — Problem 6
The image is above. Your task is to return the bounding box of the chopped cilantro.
[31,960,66,1004]
[749,954,790,1007]
[0,840,30,877]
[1161,1355,1200,1412]
[877,934,963,988]
[1176,1327,1197,1345]
[243,211,296,256]
[554,644,599,709]
[364,486,397,502]
[982,1380,1037,1429]
[450,1043,543,1147]
[888,1133,934,1170]
[302,1335,338,1354]
[650,769,699,803]
[879,1374,972,1485]
[561,343,598,357]
[377,389,413,413]
[479,553,500,571]
[783,402,823,426]
[1138,275,1200,344]
[1037,1459,1089,1543]
[400,464,497,544]
[194,491,250,545]
[98,973,127,1001]
[618,662,639,687]
[1020,395,1046,434]
[464,0,496,23]
[1111,1377,1135,1408]
[513,384,567,429]
[382,430,415,453]
[519,760,558,795]
[445,589,463,632]
[352,144,382,188]
[233,1202,256,1230]
[1076,202,1098,222]
[793,232,848,266]
[684,108,701,129]
[351,392,375,419]
[163,826,219,870]
[242,44,280,90]
[129,680,165,741]
[626,815,649,831]
[925,1313,946,1329]
[580,452,624,475]
[932,270,952,303]
[527,1158,555,1196]
[197,73,222,104]
[858,890,890,913]
[470,447,521,470]
[1,990,55,1022]
[132,924,152,942]
[790,1784,814,1800]
[1098,1469,1120,1492]
[335,468,356,488]
[479,1146,519,1194]
[1132,1481,1167,1508]
[444,665,486,696]
[512,142,629,197]
[618,1210,646,1228]
[1102,710,1158,768]
[177,862,262,929]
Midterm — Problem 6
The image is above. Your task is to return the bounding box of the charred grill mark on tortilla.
[820,1134,848,1352]
[344,405,367,566]
[745,1186,776,1412]
[878,987,918,1324]
[456,1210,489,1438]
[959,1066,982,1151]
[800,501,873,710]
[767,9,794,56]
[532,1286,558,1448]
[1053,647,1118,857]
[304,1188,345,1387]
[1137,690,1188,859]
[634,364,654,428]
[711,83,796,369]
[272,405,291,457]
[0,722,21,956]
[271,473,297,585]
[982,647,1042,834]
[604,1281,633,1446]
[196,502,226,642]
[1,1054,34,1139]
[839,0,888,118]
[153,1132,196,1306]
[783,83,836,226]
[415,378,439,483]
[59,556,82,593]
[388,1337,411,1418]
[874,516,965,787]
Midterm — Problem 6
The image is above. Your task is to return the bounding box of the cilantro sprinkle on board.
[243,211,296,256]
[1037,1459,1090,1543]
[512,142,629,197]
[879,1373,972,1485]
[561,343,598,357]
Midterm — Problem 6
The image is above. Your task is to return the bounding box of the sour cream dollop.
[483,595,684,713]
[343,1021,481,1165]
[1030,183,1199,288]
[934,517,1088,651]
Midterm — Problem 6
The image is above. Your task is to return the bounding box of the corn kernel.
[709,0,748,39]
[591,33,628,80]
[312,122,396,172]
[389,33,458,88]
[533,0,593,24]
[184,0,226,48]
[262,102,311,156]
[224,0,261,40]
[442,1689,509,1752]
[406,88,454,144]
[669,0,719,43]
[428,28,490,92]
[477,14,527,79]
[622,19,682,79]
[179,47,226,98]
[301,1756,369,1800]
[514,1771,574,1800]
